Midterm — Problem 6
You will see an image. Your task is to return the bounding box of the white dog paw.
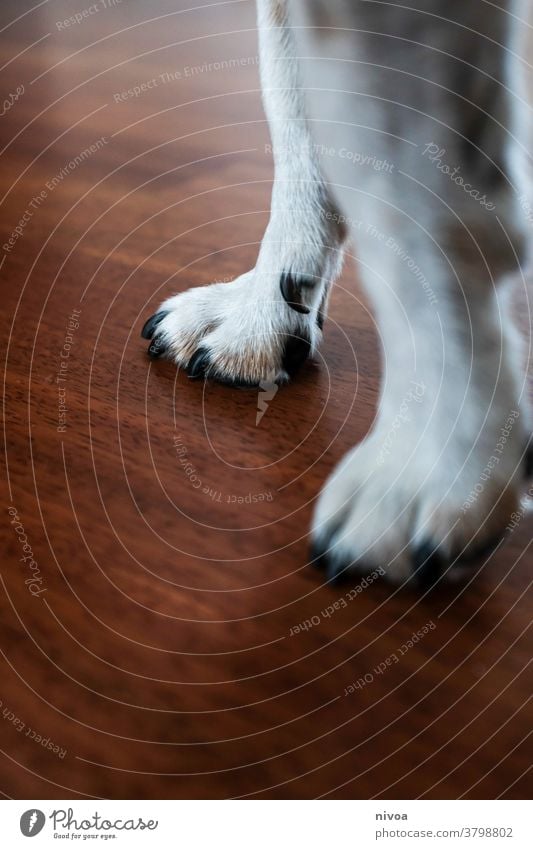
[311,412,530,589]
[141,271,325,386]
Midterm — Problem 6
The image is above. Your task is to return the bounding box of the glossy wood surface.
[1,0,531,799]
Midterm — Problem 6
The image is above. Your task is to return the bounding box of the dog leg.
[289,0,532,584]
[312,218,531,586]
[142,0,345,386]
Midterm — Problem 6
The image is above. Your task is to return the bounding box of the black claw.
[413,541,445,590]
[309,534,345,579]
[280,272,312,314]
[185,353,268,389]
[310,539,329,571]
[215,374,259,389]
[281,333,311,377]
[141,310,168,340]
[454,533,504,565]
[187,348,210,379]
[525,439,533,478]
[309,537,378,586]
[326,558,353,585]
[148,336,166,359]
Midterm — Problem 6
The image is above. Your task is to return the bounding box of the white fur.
[151,0,345,384]
[146,0,532,585]
[289,0,532,583]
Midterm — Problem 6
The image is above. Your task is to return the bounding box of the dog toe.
[412,541,445,590]
[147,336,167,358]
[141,310,168,340]
[187,348,211,379]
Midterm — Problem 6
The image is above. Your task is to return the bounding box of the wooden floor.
[1,0,531,800]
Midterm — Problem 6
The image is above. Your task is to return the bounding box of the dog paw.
[141,271,323,386]
[311,415,529,589]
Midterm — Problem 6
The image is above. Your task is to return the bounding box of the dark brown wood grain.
[0,0,531,800]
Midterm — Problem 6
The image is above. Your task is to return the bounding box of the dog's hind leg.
[142,0,346,386]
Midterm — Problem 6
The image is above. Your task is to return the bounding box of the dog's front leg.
[142,0,345,385]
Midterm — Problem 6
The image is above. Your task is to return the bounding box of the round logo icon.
[20,810,46,837]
